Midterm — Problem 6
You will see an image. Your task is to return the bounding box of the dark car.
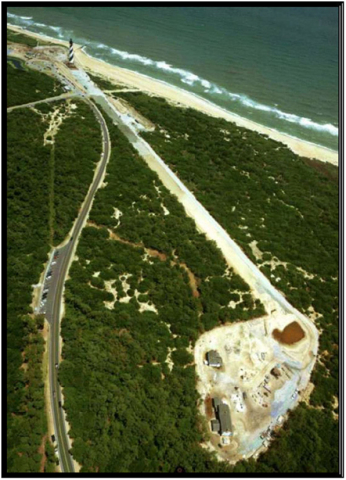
[51,434,55,443]
[59,401,62,408]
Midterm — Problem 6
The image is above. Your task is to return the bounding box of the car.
[51,434,56,443]
[43,288,49,293]
[55,363,59,369]
[54,446,58,453]
[58,401,62,408]
[52,261,57,265]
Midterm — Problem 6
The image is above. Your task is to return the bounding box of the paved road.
[38,98,110,472]
[7,92,77,112]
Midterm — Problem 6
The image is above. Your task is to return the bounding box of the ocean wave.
[230,94,338,135]
[96,44,212,90]
[97,43,339,136]
[7,11,338,137]
[7,13,32,20]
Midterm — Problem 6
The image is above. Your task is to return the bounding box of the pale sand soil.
[108,96,155,130]
[194,316,317,461]
[7,25,338,165]
[43,100,76,146]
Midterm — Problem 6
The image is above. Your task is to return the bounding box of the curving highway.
[40,98,110,472]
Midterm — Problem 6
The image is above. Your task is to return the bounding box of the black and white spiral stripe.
[69,45,74,63]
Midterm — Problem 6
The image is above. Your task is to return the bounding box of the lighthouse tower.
[68,38,74,65]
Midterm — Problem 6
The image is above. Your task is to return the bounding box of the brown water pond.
[272,321,305,345]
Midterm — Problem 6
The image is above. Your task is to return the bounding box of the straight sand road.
[93,93,319,354]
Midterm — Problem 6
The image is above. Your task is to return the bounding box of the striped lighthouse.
[68,38,74,64]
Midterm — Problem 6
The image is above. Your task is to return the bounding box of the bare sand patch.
[43,101,75,146]
[195,314,316,462]
[108,96,155,131]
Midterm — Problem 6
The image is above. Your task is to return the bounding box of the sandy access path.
[94,92,319,354]
[7,24,338,166]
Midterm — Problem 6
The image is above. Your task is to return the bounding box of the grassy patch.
[7,61,64,107]
[87,71,124,91]
[7,28,54,47]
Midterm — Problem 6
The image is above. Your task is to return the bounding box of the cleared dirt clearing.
[195,314,316,462]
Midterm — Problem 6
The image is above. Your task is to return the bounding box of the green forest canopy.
[59,108,338,473]
[113,91,339,413]
[7,63,103,472]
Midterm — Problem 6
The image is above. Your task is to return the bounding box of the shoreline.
[7,23,338,165]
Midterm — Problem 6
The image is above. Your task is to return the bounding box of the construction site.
[194,312,318,462]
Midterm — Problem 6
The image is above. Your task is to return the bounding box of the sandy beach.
[8,24,338,165]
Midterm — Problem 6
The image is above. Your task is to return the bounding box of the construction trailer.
[218,403,232,436]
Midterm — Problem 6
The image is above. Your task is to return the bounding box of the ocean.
[7,6,339,151]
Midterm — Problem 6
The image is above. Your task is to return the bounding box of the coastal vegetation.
[48,100,102,244]
[108,91,339,472]
[7,108,55,473]
[7,60,64,108]
[59,111,264,472]
[7,63,102,472]
[7,27,42,47]
[6,41,338,470]
[87,71,123,91]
